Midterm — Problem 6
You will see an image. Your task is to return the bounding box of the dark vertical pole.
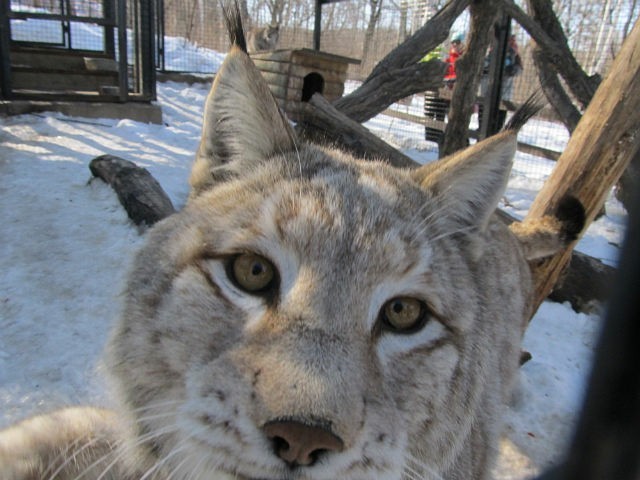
[313,0,322,51]
[138,0,156,100]
[479,14,510,139]
[117,0,128,101]
[0,0,12,99]
[557,190,640,480]
[104,0,115,57]
[62,0,72,48]
[155,0,164,71]
[532,190,640,480]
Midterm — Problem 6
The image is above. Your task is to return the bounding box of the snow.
[0,45,627,479]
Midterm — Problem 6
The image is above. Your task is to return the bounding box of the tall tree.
[361,0,385,66]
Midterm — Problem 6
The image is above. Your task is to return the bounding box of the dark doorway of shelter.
[301,72,324,102]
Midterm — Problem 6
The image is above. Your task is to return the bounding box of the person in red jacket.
[444,33,465,85]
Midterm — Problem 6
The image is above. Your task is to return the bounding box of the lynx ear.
[189,2,296,196]
[412,131,517,232]
[413,94,543,232]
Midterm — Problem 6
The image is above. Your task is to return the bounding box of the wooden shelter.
[250,48,359,123]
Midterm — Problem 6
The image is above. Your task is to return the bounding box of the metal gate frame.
[0,0,155,102]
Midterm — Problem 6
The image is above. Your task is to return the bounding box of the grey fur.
[246,24,279,54]
[0,4,584,479]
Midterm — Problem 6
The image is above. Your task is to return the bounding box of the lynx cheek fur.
[0,3,586,480]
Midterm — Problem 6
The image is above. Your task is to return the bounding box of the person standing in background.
[444,33,465,86]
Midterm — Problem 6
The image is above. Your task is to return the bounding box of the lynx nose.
[263,419,344,467]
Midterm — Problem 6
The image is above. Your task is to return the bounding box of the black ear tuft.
[503,91,545,132]
[556,195,586,242]
[222,1,247,53]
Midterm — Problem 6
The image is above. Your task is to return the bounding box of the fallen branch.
[89,155,175,226]
[297,94,417,168]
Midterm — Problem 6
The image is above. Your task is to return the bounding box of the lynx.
[247,23,279,53]
[0,3,584,480]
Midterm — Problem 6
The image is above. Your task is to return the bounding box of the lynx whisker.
[0,9,575,479]
[427,224,478,243]
[139,442,193,480]
[404,453,446,480]
[184,453,210,480]
[72,423,178,480]
[129,399,183,415]
[45,436,101,480]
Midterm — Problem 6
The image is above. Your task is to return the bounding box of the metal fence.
[1,0,155,101]
[150,0,638,172]
[2,0,638,175]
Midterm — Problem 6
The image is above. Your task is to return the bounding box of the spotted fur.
[0,3,584,479]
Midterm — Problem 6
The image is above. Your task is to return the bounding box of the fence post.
[137,0,156,100]
[0,0,12,99]
[117,0,128,101]
[478,14,510,139]
[314,0,322,51]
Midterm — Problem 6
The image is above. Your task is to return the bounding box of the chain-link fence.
[154,0,637,165]
[3,0,155,100]
[4,0,638,183]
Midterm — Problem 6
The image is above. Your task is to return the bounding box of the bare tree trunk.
[531,46,581,133]
[330,60,447,123]
[440,0,498,156]
[361,0,385,66]
[397,0,409,44]
[501,0,601,109]
[328,0,470,124]
[588,0,623,75]
[525,18,640,315]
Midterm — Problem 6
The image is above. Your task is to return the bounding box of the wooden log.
[548,251,616,313]
[525,18,640,315]
[252,59,291,75]
[496,209,614,313]
[89,154,175,226]
[297,93,417,168]
[260,71,289,89]
[330,0,470,123]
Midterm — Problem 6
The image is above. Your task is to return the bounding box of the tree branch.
[526,18,640,314]
[501,0,600,108]
[531,46,581,133]
[296,93,417,168]
[332,60,447,123]
[441,0,499,156]
[330,0,469,123]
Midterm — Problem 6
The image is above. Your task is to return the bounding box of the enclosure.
[3,0,637,158]
[0,0,639,477]
[0,0,155,101]
[152,0,638,160]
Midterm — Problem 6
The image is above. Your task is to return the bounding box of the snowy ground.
[0,78,627,479]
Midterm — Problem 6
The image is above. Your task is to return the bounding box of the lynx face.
[102,6,535,480]
[247,24,279,53]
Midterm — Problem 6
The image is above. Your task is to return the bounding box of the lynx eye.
[230,253,276,293]
[381,297,429,333]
